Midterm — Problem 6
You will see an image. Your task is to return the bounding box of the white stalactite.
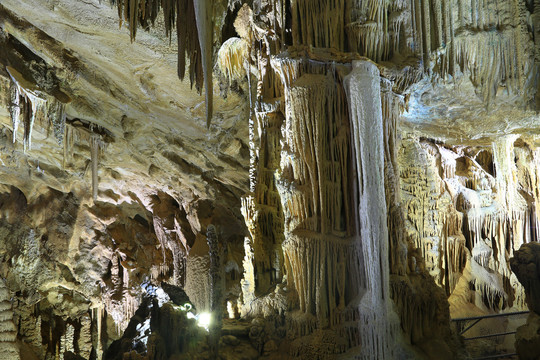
[8,81,20,144]
[7,68,46,152]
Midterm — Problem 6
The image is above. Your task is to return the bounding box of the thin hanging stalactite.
[110,0,212,124]
[193,0,214,127]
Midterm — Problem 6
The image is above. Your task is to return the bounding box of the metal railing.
[451,311,529,360]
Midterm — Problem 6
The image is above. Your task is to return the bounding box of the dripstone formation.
[0,0,540,359]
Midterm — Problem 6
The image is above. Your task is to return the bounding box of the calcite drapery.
[344,60,398,359]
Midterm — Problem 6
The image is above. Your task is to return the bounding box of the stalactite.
[216,37,249,84]
[6,67,47,152]
[63,125,72,169]
[48,99,66,146]
[290,0,346,50]
[406,0,534,102]
[177,0,204,92]
[8,80,20,144]
[111,0,210,121]
[193,0,214,127]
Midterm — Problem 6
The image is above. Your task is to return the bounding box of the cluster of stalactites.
[241,54,362,334]
[347,0,411,62]
[283,73,352,235]
[413,0,533,102]
[7,67,107,200]
[110,0,212,125]
[288,0,412,62]
[240,110,285,296]
[398,138,538,313]
[283,235,363,328]
[7,70,58,152]
[290,0,347,50]
[99,261,141,335]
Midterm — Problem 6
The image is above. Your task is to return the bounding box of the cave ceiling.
[1,0,539,204]
[0,0,250,207]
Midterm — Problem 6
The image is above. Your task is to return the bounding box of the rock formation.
[0,0,539,359]
[511,243,540,359]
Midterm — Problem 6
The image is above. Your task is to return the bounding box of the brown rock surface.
[511,242,540,314]
[0,0,539,359]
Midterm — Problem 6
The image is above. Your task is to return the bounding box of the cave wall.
[0,0,539,359]
[0,183,247,359]
[397,136,540,315]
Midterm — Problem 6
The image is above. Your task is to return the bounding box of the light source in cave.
[195,311,212,331]
[176,302,210,331]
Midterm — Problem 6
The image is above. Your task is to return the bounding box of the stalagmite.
[344,60,397,360]
[93,305,103,360]
[207,224,222,358]
[0,280,19,360]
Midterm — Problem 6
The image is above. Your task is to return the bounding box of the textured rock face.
[515,312,540,360]
[397,138,540,316]
[511,243,540,359]
[511,243,540,314]
[0,0,540,359]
